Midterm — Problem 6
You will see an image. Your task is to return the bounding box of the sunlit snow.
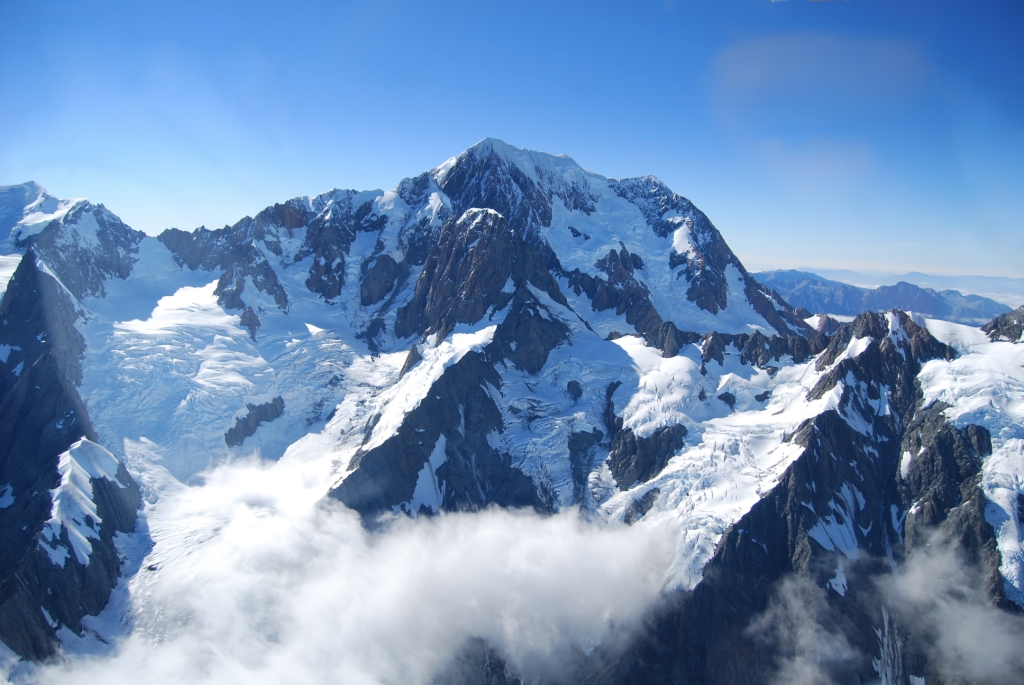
[917,317,1024,606]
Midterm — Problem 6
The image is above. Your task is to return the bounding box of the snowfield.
[1,143,1022,684]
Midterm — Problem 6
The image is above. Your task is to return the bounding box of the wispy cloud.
[745,576,864,685]
[882,543,1024,684]
[713,32,927,107]
[747,540,1024,685]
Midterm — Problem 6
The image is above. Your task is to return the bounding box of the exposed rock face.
[607,425,687,490]
[812,313,844,336]
[575,311,1006,685]
[490,281,571,375]
[159,219,291,314]
[12,202,146,300]
[297,192,388,301]
[332,202,584,517]
[157,174,452,348]
[695,329,828,369]
[396,209,519,341]
[360,253,400,306]
[158,188,402,313]
[330,349,546,518]
[984,305,1024,342]
[610,177,809,337]
[0,253,140,660]
[623,488,661,525]
[566,243,677,353]
[224,396,285,447]
[569,428,605,506]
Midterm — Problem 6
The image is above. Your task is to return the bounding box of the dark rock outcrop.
[697,329,828,369]
[224,396,285,447]
[623,488,661,525]
[432,638,523,685]
[607,425,687,490]
[159,220,290,314]
[567,380,583,402]
[0,252,140,661]
[984,305,1024,343]
[395,209,519,341]
[578,310,1002,685]
[566,243,674,354]
[329,349,546,518]
[569,428,605,506]
[14,202,146,300]
[360,254,400,306]
[158,187,408,318]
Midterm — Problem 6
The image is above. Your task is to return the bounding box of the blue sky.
[1,0,1021,276]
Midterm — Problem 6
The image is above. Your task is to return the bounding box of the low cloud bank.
[24,459,674,685]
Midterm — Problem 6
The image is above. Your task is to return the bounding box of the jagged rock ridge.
[0,253,140,660]
[0,142,1020,684]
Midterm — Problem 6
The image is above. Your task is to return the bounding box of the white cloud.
[27,457,674,685]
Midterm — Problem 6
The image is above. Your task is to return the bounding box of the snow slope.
[3,141,1021,681]
[435,139,780,336]
[917,317,1024,605]
[0,182,83,252]
[38,439,128,567]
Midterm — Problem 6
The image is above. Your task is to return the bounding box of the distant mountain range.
[754,269,1012,326]
[803,268,1024,309]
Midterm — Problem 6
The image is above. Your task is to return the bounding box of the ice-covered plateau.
[0,139,1021,684]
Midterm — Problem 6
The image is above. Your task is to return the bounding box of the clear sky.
[1,0,1022,276]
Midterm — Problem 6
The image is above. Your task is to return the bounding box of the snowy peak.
[0,183,145,301]
[433,140,810,339]
[3,142,810,344]
[0,182,85,254]
[433,137,586,188]
[29,202,146,300]
[39,438,132,567]
[435,138,603,235]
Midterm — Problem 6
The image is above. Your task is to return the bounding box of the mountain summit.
[0,142,1021,685]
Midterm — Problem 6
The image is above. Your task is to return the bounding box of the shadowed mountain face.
[0,253,140,659]
[755,269,1011,326]
[0,142,1021,684]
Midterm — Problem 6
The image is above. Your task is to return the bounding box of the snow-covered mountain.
[0,140,1021,684]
